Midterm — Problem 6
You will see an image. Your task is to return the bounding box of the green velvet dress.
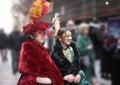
[70,46,88,85]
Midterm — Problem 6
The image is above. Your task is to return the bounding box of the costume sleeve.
[18,43,51,84]
[19,43,38,75]
[51,51,75,77]
[51,53,64,77]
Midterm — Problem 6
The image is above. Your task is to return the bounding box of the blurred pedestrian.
[89,20,104,60]
[9,28,23,74]
[66,20,78,41]
[100,26,117,79]
[89,20,104,84]
[0,29,8,62]
[112,39,120,85]
[76,23,96,84]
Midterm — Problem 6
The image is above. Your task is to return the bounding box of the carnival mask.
[62,31,72,40]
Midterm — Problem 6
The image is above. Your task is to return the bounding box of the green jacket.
[76,34,95,77]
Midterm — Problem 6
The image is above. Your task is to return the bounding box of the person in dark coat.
[0,29,8,62]
[89,24,104,60]
[100,27,117,79]
[112,39,120,85]
[9,28,23,74]
[89,22,104,84]
[51,28,82,85]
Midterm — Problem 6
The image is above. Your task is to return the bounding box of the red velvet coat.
[17,41,64,85]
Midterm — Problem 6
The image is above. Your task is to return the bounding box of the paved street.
[0,50,20,85]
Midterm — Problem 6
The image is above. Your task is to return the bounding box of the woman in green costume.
[76,23,96,84]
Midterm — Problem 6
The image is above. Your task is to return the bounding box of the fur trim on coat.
[51,40,81,85]
[17,41,64,85]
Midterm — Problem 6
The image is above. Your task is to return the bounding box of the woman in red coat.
[17,0,64,85]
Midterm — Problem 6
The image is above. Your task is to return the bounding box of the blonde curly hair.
[78,22,89,34]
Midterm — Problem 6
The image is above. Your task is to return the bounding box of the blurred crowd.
[0,28,27,74]
[0,19,120,85]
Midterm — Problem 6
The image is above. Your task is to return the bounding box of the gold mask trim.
[62,31,72,40]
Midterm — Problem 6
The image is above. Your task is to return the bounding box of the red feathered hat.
[23,22,49,34]
[23,0,50,34]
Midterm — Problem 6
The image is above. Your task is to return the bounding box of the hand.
[63,74,75,83]
[74,74,81,83]
[87,45,93,50]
